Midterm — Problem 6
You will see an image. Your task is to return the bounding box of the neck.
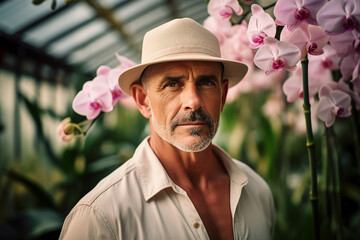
[148,131,227,189]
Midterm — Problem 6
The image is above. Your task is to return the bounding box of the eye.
[163,81,181,89]
[198,78,216,87]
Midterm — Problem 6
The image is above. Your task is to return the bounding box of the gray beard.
[151,108,218,152]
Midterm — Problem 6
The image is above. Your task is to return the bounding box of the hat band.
[142,45,220,63]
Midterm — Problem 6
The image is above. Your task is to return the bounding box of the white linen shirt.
[60,137,275,240]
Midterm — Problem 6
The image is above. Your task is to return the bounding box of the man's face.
[143,61,228,152]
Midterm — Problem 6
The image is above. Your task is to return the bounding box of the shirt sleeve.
[59,204,117,240]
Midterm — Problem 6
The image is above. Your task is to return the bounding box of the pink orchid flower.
[330,31,360,57]
[317,0,360,35]
[317,85,352,127]
[308,44,341,77]
[274,0,327,31]
[227,65,285,101]
[254,37,301,75]
[282,62,331,102]
[72,80,113,120]
[221,21,254,66]
[247,4,276,49]
[93,54,136,105]
[325,81,360,109]
[203,16,233,44]
[280,22,329,59]
[207,0,243,20]
[340,53,360,81]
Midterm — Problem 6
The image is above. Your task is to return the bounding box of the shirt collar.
[212,144,248,186]
[135,137,248,202]
[136,137,186,201]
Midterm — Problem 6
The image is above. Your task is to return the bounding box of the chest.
[113,186,272,240]
[186,185,234,240]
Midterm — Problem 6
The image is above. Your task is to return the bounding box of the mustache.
[171,109,214,132]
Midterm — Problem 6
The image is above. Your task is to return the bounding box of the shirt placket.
[174,191,210,240]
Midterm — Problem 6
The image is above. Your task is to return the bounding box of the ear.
[220,79,229,112]
[131,83,151,118]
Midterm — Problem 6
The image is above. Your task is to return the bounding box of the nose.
[181,83,202,111]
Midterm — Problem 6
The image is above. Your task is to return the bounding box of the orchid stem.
[301,55,320,240]
[83,112,104,136]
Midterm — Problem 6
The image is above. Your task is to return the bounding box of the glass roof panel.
[47,19,109,58]
[125,5,172,33]
[0,0,65,34]
[68,31,121,65]
[114,0,164,22]
[22,2,95,47]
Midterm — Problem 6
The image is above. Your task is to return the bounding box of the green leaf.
[17,92,60,164]
[6,170,56,209]
[17,92,44,138]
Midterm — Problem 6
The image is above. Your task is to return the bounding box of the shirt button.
[193,222,200,229]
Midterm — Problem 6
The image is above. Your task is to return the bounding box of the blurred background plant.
[0,0,359,239]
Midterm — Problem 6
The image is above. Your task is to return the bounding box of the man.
[60,18,274,240]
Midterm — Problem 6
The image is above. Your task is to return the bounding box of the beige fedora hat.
[118,18,248,96]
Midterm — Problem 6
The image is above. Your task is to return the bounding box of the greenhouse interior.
[0,0,359,239]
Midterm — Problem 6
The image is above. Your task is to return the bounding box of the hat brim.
[118,54,248,96]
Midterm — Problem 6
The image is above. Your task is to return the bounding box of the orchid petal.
[96,65,111,76]
[317,97,336,127]
[317,0,360,35]
[331,90,352,114]
[203,16,233,44]
[277,41,302,67]
[208,0,243,20]
[319,84,333,98]
[72,81,113,120]
[254,44,275,71]
[275,0,327,30]
[254,37,301,74]
[330,31,358,57]
[247,4,276,49]
[341,54,359,81]
[352,59,360,83]
[317,87,352,127]
[115,53,137,69]
[287,24,308,58]
[274,0,298,27]
[282,74,302,102]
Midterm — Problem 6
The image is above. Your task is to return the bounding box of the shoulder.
[78,158,139,206]
[60,157,144,239]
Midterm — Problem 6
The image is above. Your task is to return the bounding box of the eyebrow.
[196,74,219,82]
